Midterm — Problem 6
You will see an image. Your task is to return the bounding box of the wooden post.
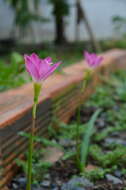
[75,0,101,52]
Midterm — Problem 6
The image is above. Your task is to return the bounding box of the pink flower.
[24,53,61,82]
[84,51,103,68]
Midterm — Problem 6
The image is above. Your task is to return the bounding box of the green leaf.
[62,151,76,160]
[18,131,31,138]
[80,109,101,171]
[35,137,62,149]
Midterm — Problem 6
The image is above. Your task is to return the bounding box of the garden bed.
[8,69,126,190]
[0,49,126,189]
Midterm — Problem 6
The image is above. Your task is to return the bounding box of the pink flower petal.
[24,55,40,81]
[39,60,51,77]
[30,53,41,70]
[84,51,103,68]
[24,54,61,82]
[44,57,53,65]
[41,62,61,80]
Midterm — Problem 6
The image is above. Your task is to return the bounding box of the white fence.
[0,0,126,43]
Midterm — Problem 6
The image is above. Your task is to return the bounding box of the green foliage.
[107,107,126,126]
[11,52,25,75]
[90,145,126,168]
[112,15,126,36]
[35,136,62,149]
[86,70,126,108]
[32,161,52,185]
[121,168,126,175]
[83,166,118,181]
[115,84,126,101]
[16,150,52,184]
[6,0,48,30]
[86,86,115,108]
[19,131,31,138]
[62,151,76,161]
[94,125,126,142]
[49,0,69,17]
[38,47,83,69]
[15,68,126,185]
[80,109,101,171]
[52,110,101,173]
[78,70,126,181]
[59,122,86,141]
[16,132,59,184]
[94,127,113,142]
[0,52,26,91]
[86,70,126,134]
[83,168,106,181]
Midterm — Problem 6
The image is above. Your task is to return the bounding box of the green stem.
[26,111,36,190]
[75,106,81,169]
[76,75,90,171]
[32,103,37,120]
[26,83,41,190]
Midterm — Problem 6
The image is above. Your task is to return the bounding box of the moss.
[90,145,126,168]
[83,168,106,181]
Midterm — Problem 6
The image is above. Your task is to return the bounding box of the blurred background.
[0,0,126,91]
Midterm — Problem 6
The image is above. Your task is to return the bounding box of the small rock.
[61,176,94,190]
[32,184,43,190]
[51,184,58,190]
[32,187,42,190]
[104,138,126,146]
[44,174,51,180]
[85,164,97,171]
[56,179,62,186]
[116,139,126,146]
[59,139,75,147]
[72,188,84,190]
[40,180,50,187]
[50,184,58,188]
[114,170,122,178]
[12,183,18,190]
[43,147,63,163]
[96,119,105,128]
[51,188,58,190]
[111,132,120,137]
[106,174,123,185]
[51,187,59,190]
[113,105,119,111]
[104,138,116,145]
[18,177,27,188]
